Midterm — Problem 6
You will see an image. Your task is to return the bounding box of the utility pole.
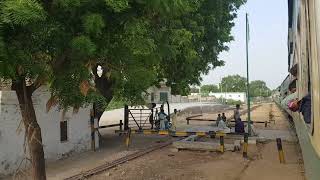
[246,13,252,135]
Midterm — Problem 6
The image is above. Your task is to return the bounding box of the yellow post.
[243,133,248,158]
[125,128,131,149]
[276,138,285,163]
[220,135,224,153]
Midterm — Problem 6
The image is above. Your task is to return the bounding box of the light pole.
[246,13,252,135]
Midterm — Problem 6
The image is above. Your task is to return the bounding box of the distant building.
[145,80,188,104]
[209,92,247,102]
[146,80,171,104]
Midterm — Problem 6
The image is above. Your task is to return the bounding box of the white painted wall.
[146,86,171,103]
[209,92,247,102]
[0,87,92,176]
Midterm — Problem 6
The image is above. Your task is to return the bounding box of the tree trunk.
[14,80,46,180]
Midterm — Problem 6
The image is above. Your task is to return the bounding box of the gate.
[124,102,170,131]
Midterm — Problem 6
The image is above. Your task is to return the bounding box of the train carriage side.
[279,1,320,180]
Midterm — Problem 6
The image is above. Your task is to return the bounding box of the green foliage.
[201,84,219,93]
[71,35,96,57]
[105,98,125,111]
[105,0,130,12]
[1,0,46,26]
[225,99,242,106]
[0,0,245,108]
[250,80,271,97]
[83,13,106,36]
[220,75,247,92]
[219,75,271,98]
[54,0,88,9]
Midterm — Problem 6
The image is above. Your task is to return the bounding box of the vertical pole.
[120,120,123,131]
[124,105,129,131]
[243,133,248,158]
[246,13,252,135]
[90,109,95,151]
[167,101,170,122]
[151,109,154,129]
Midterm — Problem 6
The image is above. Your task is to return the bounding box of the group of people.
[157,106,178,130]
[156,103,259,135]
[215,104,258,135]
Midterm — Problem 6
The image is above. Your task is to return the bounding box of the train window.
[288,79,297,93]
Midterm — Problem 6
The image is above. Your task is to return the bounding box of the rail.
[64,139,177,180]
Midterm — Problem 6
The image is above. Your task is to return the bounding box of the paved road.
[99,102,220,126]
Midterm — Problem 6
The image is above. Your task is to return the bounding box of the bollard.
[243,133,248,158]
[120,120,123,131]
[124,105,129,130]
[276,138,285,164]
[119,120,123,136]
[219,135,224,153]
[125,128,132,149]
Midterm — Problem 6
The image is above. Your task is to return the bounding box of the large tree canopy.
[250,80,271,97]
[0,0,246,105]
[0,0,245,179]
[219,75,271,97]
[220,75,247,92]
[201,84,219,94]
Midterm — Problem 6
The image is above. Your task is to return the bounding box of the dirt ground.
[89,103,305,180]
[6,103,305,180]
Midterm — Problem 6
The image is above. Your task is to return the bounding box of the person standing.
[216,114,222,126]
[234,104,241,121]
[222,113,227,122]
[235,118,245,133]
[222,112,228,127]
[158,108,168,130]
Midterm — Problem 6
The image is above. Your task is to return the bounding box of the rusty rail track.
[64,140,176,180]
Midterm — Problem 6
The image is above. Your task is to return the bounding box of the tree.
[0,0,245,179]
[201,84,219,93]
[190,87,200,93]
[220,75,247,92]
[250,80,271,97]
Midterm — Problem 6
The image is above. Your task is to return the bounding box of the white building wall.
[209,92,247,102]
[0,87,92,176]
[146,86,172,103]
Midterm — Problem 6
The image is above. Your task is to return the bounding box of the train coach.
[276,1,320,179]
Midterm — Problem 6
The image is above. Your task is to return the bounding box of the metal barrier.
[124,102,170,131]
[124,105,157,131]
[115,129,226,137]
[186,105,268,126]
[99,120,123,131]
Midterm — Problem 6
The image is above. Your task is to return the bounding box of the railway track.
[64,140,176,180]
[65,105,262,180]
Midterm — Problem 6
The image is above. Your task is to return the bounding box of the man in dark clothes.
[299,93,311,124]
[235,118,245,133]
[222,113,227,122]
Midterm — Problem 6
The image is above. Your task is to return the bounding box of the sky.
[201,0,289,89]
